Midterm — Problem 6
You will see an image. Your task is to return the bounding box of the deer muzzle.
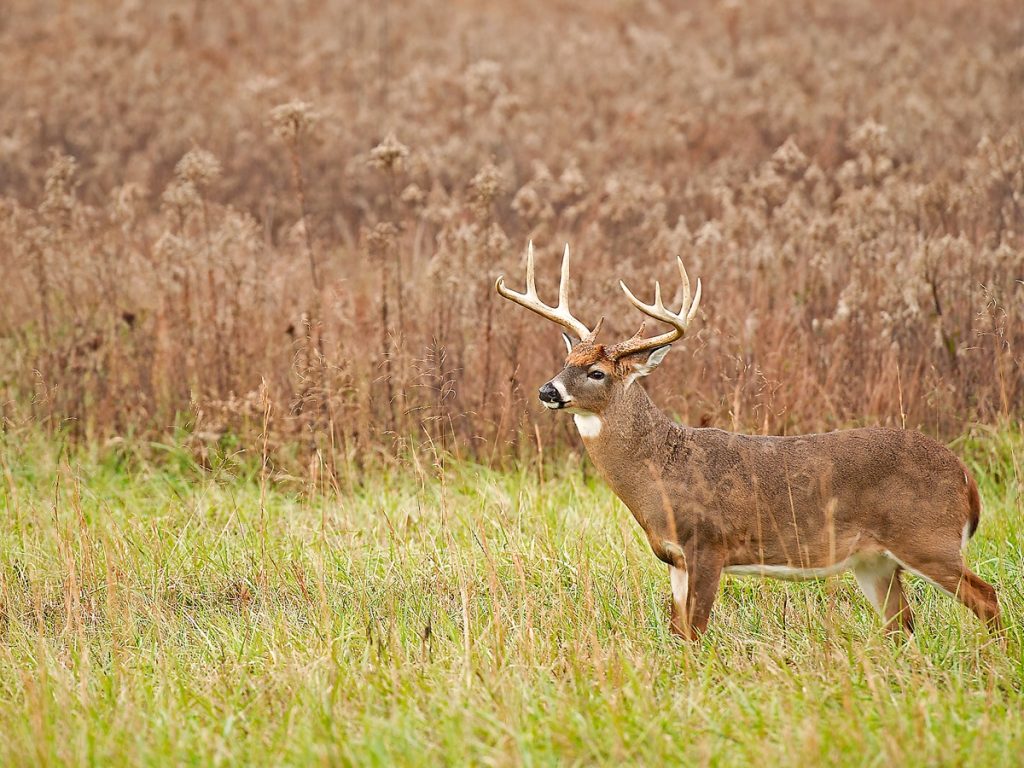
[538,382,568,409]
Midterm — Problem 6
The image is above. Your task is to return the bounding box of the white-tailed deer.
[496,242,1001,640]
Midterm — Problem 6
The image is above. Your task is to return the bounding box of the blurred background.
[1,0,1021,471]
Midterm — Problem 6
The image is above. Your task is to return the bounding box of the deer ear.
[625,345,671,386]
[561,332,573,355]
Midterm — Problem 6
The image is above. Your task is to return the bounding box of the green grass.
[0,425,1022,766]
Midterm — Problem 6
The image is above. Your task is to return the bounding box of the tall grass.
[1,0,1022,471]
[0,423,1021,765]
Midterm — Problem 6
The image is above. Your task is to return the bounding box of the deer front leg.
[667,544,725,640]
[669,565,689,637]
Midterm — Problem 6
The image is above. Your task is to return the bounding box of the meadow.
[0,424,1021,766]
[2,0,1024,764]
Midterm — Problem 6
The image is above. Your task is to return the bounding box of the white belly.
[723,558,856,581]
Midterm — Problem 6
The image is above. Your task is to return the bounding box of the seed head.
[848,119,892,158]
[771,137,809,178]
[161,179,201,215]
[368,132,409,172]
[39,151,78,221]
[400,183,426,208]
[469,160,504,218]
[175,148,221,188]
[110,182,148,225]
[365,221,398,259]
[269,100,320,143]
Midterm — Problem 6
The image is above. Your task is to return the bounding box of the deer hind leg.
[890,550,1002,633]
[852,555,914,635]
[945,566,1002,633]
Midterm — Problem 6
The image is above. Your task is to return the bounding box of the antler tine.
[676,257,691,314]
[557,243,571,310]
[687,277,702,323]
[525,239,537,298]
[495,241,593,340]
[612,257,703,359]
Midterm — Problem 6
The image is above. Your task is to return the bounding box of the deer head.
[495,242,701,417]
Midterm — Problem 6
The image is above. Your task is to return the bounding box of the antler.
[495,241,594,340]
[611,257,702,358]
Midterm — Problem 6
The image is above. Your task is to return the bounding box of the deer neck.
[573,383,675,492]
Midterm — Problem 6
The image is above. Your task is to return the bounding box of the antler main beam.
[495,242,593,340]
[612,257,701,359]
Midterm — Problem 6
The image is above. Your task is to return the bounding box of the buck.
[496,242,1001,640]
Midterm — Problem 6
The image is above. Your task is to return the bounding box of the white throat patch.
[573,412,602,438]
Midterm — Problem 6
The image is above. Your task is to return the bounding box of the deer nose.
[538,383,561,404]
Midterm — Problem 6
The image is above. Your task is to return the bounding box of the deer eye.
[587,370,606,381]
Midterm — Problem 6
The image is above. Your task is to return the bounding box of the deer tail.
[964,466,982,541]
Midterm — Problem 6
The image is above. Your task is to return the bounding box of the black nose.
[538,383,561,403]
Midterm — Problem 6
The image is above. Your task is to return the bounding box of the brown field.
[2,5,1024,765]
[1,0,1022,468]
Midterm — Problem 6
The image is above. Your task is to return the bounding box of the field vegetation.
[0,425,1021,765]
[1,0,1023,764]
[1,0,1022,470]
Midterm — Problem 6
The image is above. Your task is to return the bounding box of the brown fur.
[547,346,1001,641]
